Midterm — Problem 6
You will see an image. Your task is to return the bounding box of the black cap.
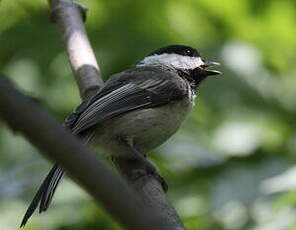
[149,45,200,57]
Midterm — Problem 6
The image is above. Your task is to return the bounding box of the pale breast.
[92,98,193,157]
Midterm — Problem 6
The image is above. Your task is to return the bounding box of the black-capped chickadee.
[21,45,221,227]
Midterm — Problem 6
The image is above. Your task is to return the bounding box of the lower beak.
[200,61,222,76]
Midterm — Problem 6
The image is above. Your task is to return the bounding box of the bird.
[20,45,221,227]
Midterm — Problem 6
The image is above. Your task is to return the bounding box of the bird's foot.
[131,168,168,192]
[119,137,169,192]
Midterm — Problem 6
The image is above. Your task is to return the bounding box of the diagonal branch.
[49,0,103,100]
[0,77,173,230]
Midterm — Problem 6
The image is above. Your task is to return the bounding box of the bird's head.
[137,45,222,86]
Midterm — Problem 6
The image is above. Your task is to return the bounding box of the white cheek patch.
[137,53,204,69]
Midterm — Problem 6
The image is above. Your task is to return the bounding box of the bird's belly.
[92,99,192,156]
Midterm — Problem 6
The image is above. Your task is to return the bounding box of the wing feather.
[68,67,187,135]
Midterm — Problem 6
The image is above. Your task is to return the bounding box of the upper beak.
[200,61,222,76]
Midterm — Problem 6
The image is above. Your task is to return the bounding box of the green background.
[1,0,296,229]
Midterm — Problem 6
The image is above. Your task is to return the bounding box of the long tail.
[20,164,64,227]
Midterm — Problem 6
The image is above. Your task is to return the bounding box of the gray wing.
[65,67,187,136]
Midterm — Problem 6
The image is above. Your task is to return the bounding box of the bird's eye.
[185,49,193,56]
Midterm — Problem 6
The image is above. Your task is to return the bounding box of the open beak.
[200,61,222,76]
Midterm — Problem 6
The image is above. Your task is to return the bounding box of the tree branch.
[49,0,103,100]
[0,77,175,230]
[47,0,185,229]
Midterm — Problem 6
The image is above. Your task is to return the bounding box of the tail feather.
[39,166,64,213]
[20,164,64,227]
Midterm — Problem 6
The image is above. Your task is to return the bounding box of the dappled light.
[1,0,296,229]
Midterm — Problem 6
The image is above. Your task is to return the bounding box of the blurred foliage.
[0,0,296,229]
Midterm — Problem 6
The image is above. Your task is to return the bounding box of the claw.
[151,171,168,192]
[131,168,168,192]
